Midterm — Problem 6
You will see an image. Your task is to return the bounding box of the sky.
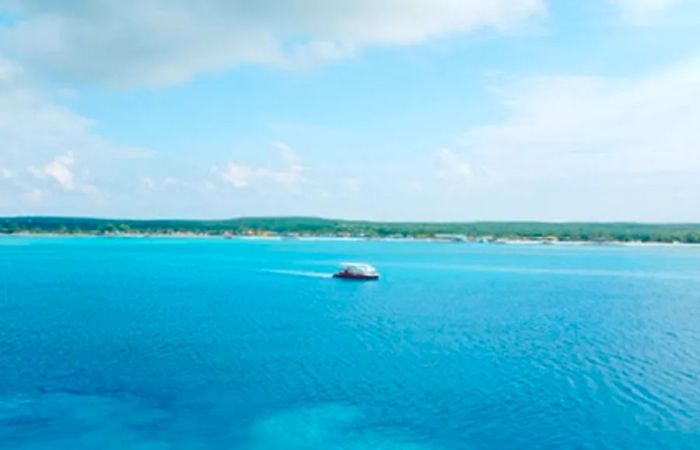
[0,0,699,221]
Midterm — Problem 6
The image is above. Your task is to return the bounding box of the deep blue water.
[1,237,699,449]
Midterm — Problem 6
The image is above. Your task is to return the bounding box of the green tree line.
[2,216,700,243]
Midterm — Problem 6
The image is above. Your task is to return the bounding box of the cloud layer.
[217,142,306,189]
[1,1,699,220]
[0,56,150,211]
[611,0,687,25]
[0,0,545,86]
[440,55,700,220]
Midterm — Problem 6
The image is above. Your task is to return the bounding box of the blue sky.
[1,0,699,221]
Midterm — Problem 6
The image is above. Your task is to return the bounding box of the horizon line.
[2,215,700,226]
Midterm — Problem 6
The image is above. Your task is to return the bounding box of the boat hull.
[333,273,379,280]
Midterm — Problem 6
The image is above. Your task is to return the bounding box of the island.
[2,216,700,244]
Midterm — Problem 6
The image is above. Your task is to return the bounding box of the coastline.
[4,217,699,245]
[2,232,699,247]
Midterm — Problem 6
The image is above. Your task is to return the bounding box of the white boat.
[333,262,380,280]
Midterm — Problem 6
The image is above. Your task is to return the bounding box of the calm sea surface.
[1,237,699,449]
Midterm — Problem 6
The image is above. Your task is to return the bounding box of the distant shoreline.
[2,217,700,245]
[3,232,699,248]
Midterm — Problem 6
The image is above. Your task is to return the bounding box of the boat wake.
[262,269,334,279]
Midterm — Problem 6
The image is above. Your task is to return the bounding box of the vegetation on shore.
[2,216,700,243]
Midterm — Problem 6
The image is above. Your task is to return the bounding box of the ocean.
[0,237,699,449]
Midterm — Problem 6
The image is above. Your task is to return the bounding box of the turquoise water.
[1,237,699,449]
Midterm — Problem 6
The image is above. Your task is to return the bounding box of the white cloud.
[437,148,473,181]
[0,58,90,164]
[611,0,687,25]
[29,151,97,194]
[218,142,307,189]
[448,55,700,220]
[463,57,700,172]
[272,141,301,166]
[434,148,502,195]
[0,168,15,180]
[221,163,254,188]
[0,56,151,163]
[0,0,546,86]
[0,56,153,212]
[43,152,76,190]
[288,40,356,68]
